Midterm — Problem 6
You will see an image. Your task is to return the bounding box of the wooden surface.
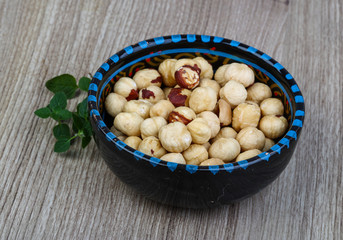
[0,0,342,239]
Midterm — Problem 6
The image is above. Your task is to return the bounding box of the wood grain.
[0,0,342,239]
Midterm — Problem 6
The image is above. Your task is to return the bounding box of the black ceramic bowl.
[88,35,305,208]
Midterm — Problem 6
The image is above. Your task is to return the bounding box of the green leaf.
[81,136,92,148]
[51,109,72,121]
[72,113,84,130]
[83,120,92,137]
[77,98,88,119]
[53,124,70,140]
[45,74,78,99]
[50,92,67,111]
[78,77,91,92]
[34,107,51,118]
[54,139,71,152]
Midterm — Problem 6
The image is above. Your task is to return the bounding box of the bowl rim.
[88,34,305,174]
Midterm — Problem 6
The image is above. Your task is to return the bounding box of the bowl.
[88,35,305,208]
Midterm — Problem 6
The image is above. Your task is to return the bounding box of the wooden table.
[1,0,342,239]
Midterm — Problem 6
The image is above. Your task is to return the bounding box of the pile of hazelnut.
[105,57,288,166]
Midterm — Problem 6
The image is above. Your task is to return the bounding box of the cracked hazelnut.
[138,136,167,158]
[259,115,288,139]
[124,136,142,149]
[149,100,175,119]
[160,153,186,164]
[232,102,261,131]
[187,118,212,144]
[260,98,284,116]
[174,65,200,89]
[262,138,275,152]
[133,68,162,90]
[158,59,177,87]
[193,57,214,79]
[105,93,127,117]
[182,144,208,165]
[113,112,144,136]
[189,87,217,113]
[122,100,152,119]
[218,99,232,127]
[114,77,138,100]
[168,87,192,107]
[168,106,196,125]
[199,78,221,98]
[235,149,262,162]
[200,158,225,166]
[220,80,247,107]
[211,127,237,143]
[159,122,192,152]
[209,138,241,162]
[236,127,265,151]
[224,63,255,87]
[246,82,272,104]
[214,64,230,86]
[138,85,165,104]
[140,116,167,139]
[197,111,220,138]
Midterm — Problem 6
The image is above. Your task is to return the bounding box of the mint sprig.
[35,74,93,153]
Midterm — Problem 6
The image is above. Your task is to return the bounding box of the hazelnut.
[114,77,138,100]
[189,87,217,113]
[211,127,237,143]
[182,144,208,165]
[220,80,247,107]
[236,127,265,151]
[174,65,200,89]
[117,135,127,141]
[158,59,177,87]
[105,93,127,117]
[113,112,144,136]
[149,100,175,119]
[168,87,192,107]
[246,82,272,104]
[124,136,142,149]
[224,63,254,87]
[214,64,230,86]
[160,153,186,164]
[187,118,212,144]
[232,102,261,131]
[202,142,211,151]
[138,86,165,104]
[168,107,196,125]
[133,68,162,90]
[200,158,225,166]
[110,126,126,138]
[260,98,284,116]
[174,59,200,74]
[199,78,221,98]
[122,100,152,119]
[193,57,214,79]
[138,136,167,158]
[197,111,220,138]
[163,87,172,97]
[209,138,241,162]
[259,115,288,139]
[159,122,192,152]
[235,149,262,162]
[218,99,232,127]
[140,116,167,139]
[262,138,275,152]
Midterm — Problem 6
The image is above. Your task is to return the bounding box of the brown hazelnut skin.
[133,68,162,90]
[138,86,165,104]
[158,59,177,87]
[259,115,288,139]
[174,65,200,89]
[246,82,272,104]
[232,102,261,131]
[168,107,196,125]
[182,144,209,165]
[168,88,192,107]
[138,136,167,158]
[149,100,175,119]
[208,138,241,162]
[235,149,262,162]
[113,112,144,137]
[114,77,139,100]
[236,127,265,151]
[260,98,284,116]
[189,87,217,113]
[200,158,225,166]
[158,122,192,153]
